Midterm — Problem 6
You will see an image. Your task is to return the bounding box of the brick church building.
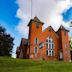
[16,16,71,62]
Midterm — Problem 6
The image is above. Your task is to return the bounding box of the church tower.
[57,25,71,62]
[27,16,44,59]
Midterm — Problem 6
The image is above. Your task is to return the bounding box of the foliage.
[70,38,72,49]
[0,25,14,56]
[0,57,72,72]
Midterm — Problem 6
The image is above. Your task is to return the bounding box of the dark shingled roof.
[28,16,44,26]
[21,38,28,45]
[57,25,69,32]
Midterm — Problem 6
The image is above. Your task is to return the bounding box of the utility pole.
[31,0,32,18]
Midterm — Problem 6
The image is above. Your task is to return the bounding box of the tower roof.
[57,25,69,32]
[28,16,44,26]
[33,16,43,23]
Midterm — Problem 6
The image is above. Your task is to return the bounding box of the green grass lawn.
[0,57,72,72]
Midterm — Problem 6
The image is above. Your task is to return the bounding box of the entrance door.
[59,52,63,60]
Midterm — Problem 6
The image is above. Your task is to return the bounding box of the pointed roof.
[20,38,28,45]
[33,16,43,23]
[43,26,55,32]
[28,16,44,26]
[57,25,69,32]
[43,26,59,38]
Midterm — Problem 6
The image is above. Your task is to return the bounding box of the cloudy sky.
[0,0,72,58]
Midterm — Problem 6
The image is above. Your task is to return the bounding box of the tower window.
[35,38,38,44]
[64,31,66,36]
[36,23,39,29]
[65,43,68,48]
[65,50,68,55]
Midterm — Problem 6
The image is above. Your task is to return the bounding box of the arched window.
[34,47,38,54]
[46,37,54,56]
[65,43,68,48]
[36,23,39,29]
[35,38,38,44]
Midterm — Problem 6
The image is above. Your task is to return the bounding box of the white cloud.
[48,0,72,31]
[16,20,29,38]
[16,0,72,38]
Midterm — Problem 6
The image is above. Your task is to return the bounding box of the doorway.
[59,51,63,61]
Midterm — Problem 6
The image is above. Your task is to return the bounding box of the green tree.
[70,40,72,49]
[0,25,14,56]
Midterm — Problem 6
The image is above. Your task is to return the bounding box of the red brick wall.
[59,30,71,62]
[28,21,60,61]
[17,18,71,62]
[28,20,71,62]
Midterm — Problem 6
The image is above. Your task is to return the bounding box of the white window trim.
[35,38,38,44]
[46,37,54,49]
[46,37,55,56]
[34,47,38,54]
[47,50,54,56]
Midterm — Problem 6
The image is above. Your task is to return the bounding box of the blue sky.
[0,0,22,56]
[0,0,72,58]
[62,7,72,22]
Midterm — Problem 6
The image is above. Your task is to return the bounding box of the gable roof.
[20,38,28,45]
[43,26,59,38]
[43,26,56,33]
[28,16,44,26]
[33,16,42,23]
[57,25,69,32]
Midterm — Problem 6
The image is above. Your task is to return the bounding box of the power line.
[31,0,32,18]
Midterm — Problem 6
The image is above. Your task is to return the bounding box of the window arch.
[46,37,54,56]
[35,38,38,44]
